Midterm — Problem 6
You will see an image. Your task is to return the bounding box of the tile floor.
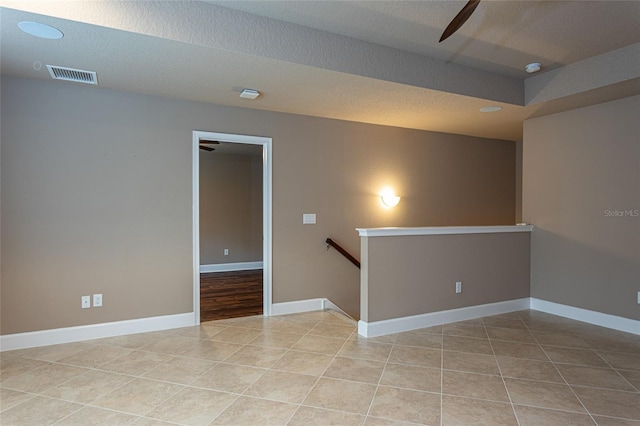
[1,309,639,425]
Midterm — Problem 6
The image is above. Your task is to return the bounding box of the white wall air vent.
[46,65,98,85]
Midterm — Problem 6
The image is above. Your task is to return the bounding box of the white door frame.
[192,130,273,325]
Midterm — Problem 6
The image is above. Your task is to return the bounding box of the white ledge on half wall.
[356,225,534,237]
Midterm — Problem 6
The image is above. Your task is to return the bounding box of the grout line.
[539,343,600,425]
[591,349,640,393]
[281,310,362,424]
[47,400,125,425]
[484,316,522,426]
[567,383,640,393]
[364,323,396,421]
[440,327,444,426]
[139,383,191,420]
[280,312,355,423]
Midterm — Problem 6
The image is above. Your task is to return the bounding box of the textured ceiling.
[205,0,640,78]
[1,0,639,141]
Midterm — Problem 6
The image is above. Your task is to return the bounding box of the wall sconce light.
[380,187,401,207]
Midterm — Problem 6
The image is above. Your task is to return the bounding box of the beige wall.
[1,79,194,335]
[1,76,516,334]
[515,140,523,223]
[523,95,640,321]
[199,153,262,264]
[361,232,531,322]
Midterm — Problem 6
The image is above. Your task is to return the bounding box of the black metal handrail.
[326,238,361,269]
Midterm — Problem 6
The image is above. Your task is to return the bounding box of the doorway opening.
[192,131,272,325]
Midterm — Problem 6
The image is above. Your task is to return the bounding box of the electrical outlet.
[93,293,103,307]
[637,291,640,304]
[455,281,462,294]
[81,295,91,309]
[224,248,229,256]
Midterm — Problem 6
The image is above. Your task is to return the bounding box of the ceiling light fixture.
[239,89,260,100]
[18,21,63,40]
[479,106,502,113]
[525,62,542,74]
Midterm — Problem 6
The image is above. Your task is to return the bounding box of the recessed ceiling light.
[239,89,260,100]
[525,62,542,74]
[479,106,502,113]
[18,21,63,40]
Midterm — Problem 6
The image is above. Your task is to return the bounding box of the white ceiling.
[1,0,639,141]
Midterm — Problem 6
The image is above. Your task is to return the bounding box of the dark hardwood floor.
[200,269,263,322]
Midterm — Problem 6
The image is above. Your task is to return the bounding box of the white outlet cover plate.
[93,294,103,307]
[81,296,91,309]
[303,213,316,224]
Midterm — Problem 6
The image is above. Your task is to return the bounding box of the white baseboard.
[531,298,639,335]
[0,313,195,352]
[270,298,325,316]
[270,298,356,323]
[5,298,634,351]
[358,298,530,338]
[200,262,263,273]
[324,300,356,322]
[358,297,639,338]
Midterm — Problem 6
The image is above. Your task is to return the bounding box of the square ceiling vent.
[46,65,98,85]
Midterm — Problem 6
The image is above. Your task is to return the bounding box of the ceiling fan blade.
[199,145,215,152]
[439,0,481,42]
[199,140,220,145]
